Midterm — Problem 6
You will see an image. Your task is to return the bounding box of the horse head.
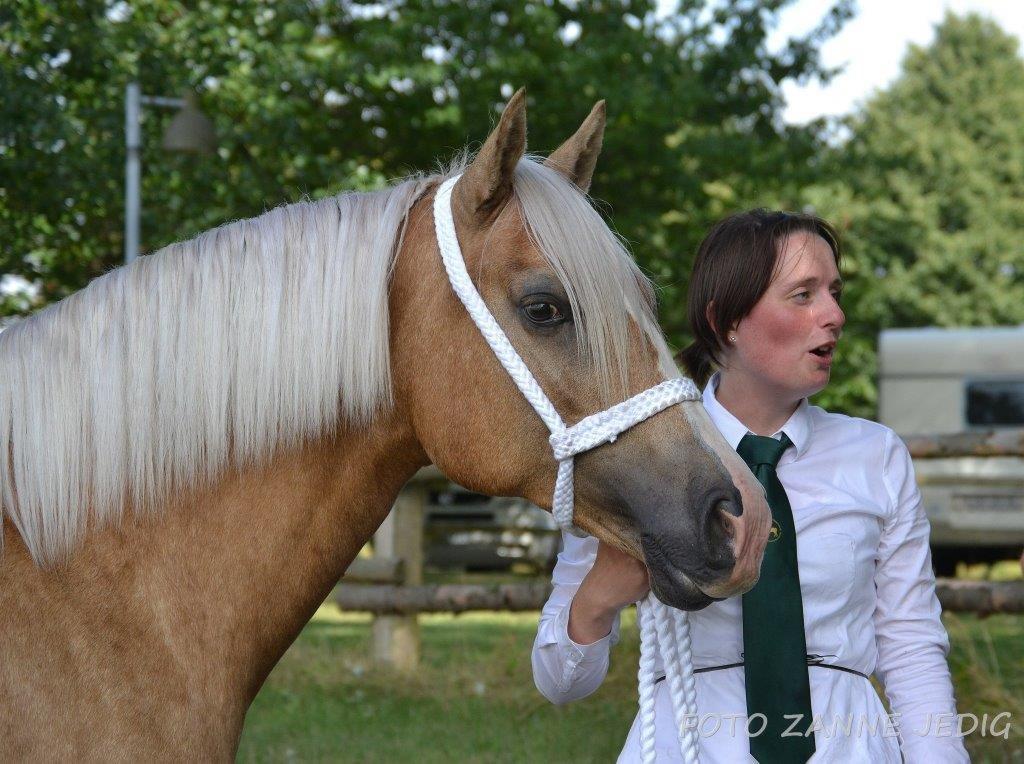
[391,91,770,610]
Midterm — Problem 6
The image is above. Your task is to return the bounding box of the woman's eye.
[523,302,564,325]
[793,291,810,301]
[831,290,843,304]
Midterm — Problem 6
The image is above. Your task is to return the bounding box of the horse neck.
[3,410,426,708]
[157,414,426,697]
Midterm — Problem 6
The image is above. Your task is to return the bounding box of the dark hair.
[677,208,841,388]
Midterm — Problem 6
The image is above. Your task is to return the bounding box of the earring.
[728,333,737,343]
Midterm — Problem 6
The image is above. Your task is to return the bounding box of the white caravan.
[878,326,1024,573]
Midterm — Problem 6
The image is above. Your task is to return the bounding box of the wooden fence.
[342,465,449,672]
[338,433,1024,671]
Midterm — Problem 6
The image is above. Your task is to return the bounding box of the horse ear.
[453,88,528,222]
[544,100,605,193]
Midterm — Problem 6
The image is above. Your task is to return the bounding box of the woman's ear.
[706,301,739,346]
[704,301,722,343]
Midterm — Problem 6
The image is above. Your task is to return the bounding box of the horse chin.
[647,563,718,611]
[640,532,721,611]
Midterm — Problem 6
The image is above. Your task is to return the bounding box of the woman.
[532,210,969,762]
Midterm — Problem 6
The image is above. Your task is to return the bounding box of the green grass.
[238,601,1022,763]
[944,612,1024,762]
[238,607,636,763]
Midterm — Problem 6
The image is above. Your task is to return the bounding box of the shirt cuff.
[555,598,616,660]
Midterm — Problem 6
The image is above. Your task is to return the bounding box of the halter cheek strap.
[433,173,702,764]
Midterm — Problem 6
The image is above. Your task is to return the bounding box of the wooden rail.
[335,579,1024,616]
[344,557,405,584]
[335,582,554,615]
[904,429,1024,458]
[933,580,1024,615]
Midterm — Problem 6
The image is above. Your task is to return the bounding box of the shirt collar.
[701,372,812,460]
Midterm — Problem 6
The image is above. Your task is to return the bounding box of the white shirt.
[532,374,969,763]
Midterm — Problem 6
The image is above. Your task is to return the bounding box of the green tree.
[1,0,850,325]
[806,12,1024,418]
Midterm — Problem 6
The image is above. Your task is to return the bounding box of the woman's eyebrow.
[783,276,818,289]
[783,276,844,290]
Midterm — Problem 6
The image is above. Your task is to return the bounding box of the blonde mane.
[0,157,673,565]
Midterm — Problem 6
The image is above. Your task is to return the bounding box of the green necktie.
[737,432,815,763]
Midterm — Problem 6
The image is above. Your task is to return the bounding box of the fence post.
[371,481,427,671]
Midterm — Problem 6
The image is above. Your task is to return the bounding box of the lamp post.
[124,82,216,263]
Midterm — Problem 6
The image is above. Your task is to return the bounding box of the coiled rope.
[434,175,701,762]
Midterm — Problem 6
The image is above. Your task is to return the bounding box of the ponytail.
[677,341,716,390]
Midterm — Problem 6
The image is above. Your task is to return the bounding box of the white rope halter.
[434,175,702,762]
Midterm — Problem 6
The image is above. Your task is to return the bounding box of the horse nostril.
[700,493,741,565]
[707,488,740,528]
[716,504,736,541]
[719,489,742,518]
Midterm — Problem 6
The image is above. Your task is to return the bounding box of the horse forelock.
[511,158,676,403]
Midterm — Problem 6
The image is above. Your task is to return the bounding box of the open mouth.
[809,342,835,362]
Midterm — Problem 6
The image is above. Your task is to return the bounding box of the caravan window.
[966,380,1024,426]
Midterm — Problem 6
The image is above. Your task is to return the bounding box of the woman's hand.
[567,541,650,644]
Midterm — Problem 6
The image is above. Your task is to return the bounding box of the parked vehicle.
[878,326,1024,574]
[423,484,560,572]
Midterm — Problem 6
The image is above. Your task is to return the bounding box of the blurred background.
[2,0,1022,760]
[9,0,1024,420]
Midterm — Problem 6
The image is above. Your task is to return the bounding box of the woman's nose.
[825,294,845,330]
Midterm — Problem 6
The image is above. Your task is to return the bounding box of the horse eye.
[523,302,564,325]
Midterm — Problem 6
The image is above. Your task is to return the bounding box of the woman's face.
[724,230,845,402]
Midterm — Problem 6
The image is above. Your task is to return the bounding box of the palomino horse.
[0,90,769,760]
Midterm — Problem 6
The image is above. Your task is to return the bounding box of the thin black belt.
[656,655,869,682]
